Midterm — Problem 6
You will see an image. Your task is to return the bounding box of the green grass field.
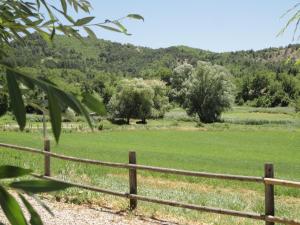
[0,107,300,224]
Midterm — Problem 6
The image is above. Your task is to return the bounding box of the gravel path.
[0,194,177,225]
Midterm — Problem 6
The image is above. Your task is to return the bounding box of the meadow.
[0,106,300,224]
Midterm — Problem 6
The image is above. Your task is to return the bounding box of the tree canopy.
[179,62,234,123]
[0,0,143,142]
[0,1,143,224]
[108,78,169,124]
[2,34,300,111]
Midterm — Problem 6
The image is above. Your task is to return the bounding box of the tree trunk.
[126,117,130,124]
[141,118,147,124]
[197,113,202,122]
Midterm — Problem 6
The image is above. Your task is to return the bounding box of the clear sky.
[74,0,300,52]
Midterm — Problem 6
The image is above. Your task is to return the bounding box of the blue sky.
[72,0,299,52]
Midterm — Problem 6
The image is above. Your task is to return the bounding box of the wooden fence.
[1,140,300,225]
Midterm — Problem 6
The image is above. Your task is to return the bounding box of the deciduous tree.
[183,62,234,123]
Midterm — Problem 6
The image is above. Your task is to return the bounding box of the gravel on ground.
[0,194,178,225]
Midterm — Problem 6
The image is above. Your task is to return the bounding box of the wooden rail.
[31,174,300,225]
[0,143,268,182]
[1,142,300,225]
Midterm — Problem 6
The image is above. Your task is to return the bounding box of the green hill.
[2,34,300,107]
[5,33,300,77]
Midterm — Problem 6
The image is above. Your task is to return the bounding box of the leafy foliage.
[0,0,143,46]
[19,194,43,225]
[108,79,168,124]
[0,166,31,179]
[0,186,27,225]
[278,2,300,40]
[0,165,72,225]
[82,92,106,116]
[169,63,193,105]
[235,71,299,107]
[3,34,300,110]
[0,0,143,141]
[181,62,234,123]
[0,1,143,224]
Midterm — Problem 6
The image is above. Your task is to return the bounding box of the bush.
[236,98,244,106]
[255,96,271,107]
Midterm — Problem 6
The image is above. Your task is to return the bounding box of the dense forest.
[1,33,300,116]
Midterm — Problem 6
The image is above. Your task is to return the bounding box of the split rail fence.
[1,140,300,225]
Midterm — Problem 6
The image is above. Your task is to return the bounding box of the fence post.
[129,151,137,210]
[44,139,51,176]
[265,163,275,225]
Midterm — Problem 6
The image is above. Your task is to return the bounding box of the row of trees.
[235,70,300,107]
[2,60,300,124]
[0,61,235,124]
[104,61,234,123]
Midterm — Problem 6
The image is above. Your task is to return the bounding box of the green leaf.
[127,14,144,21]
[36,0,41,10]
[60,0,67,13]
[40,0,55,21]
[10,180,72,193]
[37,29,51,43]
[73,0,79,12]
[0,186,27,225]
[75,16,94,26]
[50,5,75,24]
[84,26,97,39]
[2,66,94,138]
[67,94,93,129]
[6,69,26,130]
[19,194,43,225]
[96,24,121,33]
[0,166,32,179]
[47,86,61,143]
[50,27,56,40]
[41,19,57,27]
[82,92,106,116]
[112,21,127,33]
[38,77,58,86]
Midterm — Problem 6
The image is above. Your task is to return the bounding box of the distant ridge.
[5,33,300,78]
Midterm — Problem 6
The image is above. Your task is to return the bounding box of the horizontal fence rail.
[31,174,300,225]
[1,142,299,187]
[1,142,300,225]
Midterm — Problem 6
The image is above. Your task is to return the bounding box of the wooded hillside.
[1,34,300,108]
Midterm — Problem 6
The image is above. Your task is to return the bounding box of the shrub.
[255,96,271,107]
